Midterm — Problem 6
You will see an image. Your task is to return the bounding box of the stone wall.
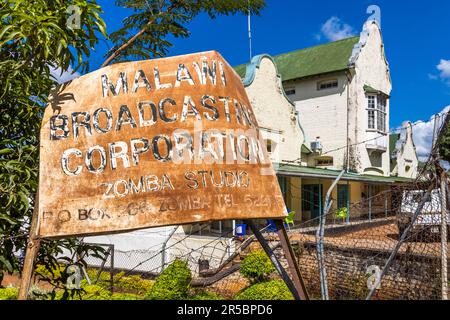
[298,241,444,300]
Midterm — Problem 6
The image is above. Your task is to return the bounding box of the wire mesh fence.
[70,163,449,301]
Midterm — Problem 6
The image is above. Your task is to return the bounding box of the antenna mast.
[248,2,252,62]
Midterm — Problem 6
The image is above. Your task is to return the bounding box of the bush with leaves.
[111,292,142,300]
[0,0,106,288]
[0,0,266,292]
[146,259,192,300]
[239,250,275,283]
[51,280,111,300]
[190,290,224,300]
[112,271,154,294]
[0,287,19,300]
[235,280,293,300]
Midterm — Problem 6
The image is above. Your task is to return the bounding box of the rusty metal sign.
[37,51,286,239]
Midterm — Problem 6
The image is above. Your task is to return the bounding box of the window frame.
[366,94,387,133]
[285,87,296,96]
[317,79,338,91]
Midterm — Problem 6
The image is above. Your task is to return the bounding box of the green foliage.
[235,280,293,300]
[0,287,19,300]
[0,0,106,289]
[112,271,154,294]
[335,207,349,220]
[190,290,224,300]
[53,281,112,300]
[339,273,370,300]
[105,0,266,64]
[146,259,192,300]
[439,122,450,162]
[239,250,275,283]
[111,292,142,300]
[86,268,111,283]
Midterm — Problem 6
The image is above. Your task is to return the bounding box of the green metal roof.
[364,84,390,96]
[234,36,360,82]
[275,163,413,184]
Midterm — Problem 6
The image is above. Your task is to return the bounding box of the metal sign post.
[246,219,309,300]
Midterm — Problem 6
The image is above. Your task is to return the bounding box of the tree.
[0,0,266,296]
[0,0,106,290]
[102,0,266,66]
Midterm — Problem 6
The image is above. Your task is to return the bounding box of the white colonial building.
[236,21,418,222]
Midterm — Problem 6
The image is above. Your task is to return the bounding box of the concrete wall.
[244,56,305,165]
[393,122,419,179]
[350,21,392,176]
[288,73,349,170]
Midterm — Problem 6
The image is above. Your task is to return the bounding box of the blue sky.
[63,0,450,159]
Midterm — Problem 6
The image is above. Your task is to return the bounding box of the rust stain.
[37,51,287,239]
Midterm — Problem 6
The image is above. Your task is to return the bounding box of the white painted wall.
[289,73,349,170]
[244,56,305,165]
[350,21,392,176]
[284,21,393,176]
[393,122,419,179]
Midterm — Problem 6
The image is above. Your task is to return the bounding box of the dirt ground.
[290,223,450,258]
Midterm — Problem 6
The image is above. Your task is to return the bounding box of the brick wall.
[298,241,444,300]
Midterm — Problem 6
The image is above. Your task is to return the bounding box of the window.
[337,185,349,210]
[316,157,333,166]
[266,139,272,153]
[265,139,277,154]
[285,88,296,96]
[318,79,338,90]
[367,94,387,132]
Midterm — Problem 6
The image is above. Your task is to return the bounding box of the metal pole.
[369,185,372,221]
[245,220,301,300]
[384,192,388,218]
[317,170,345,300]
[440,171,448,300]
[274,219,309,300]
[161,226,178,272]
[18,192,41,300]
[110,244,114,294]
[247,1,252,62]
[346,180,350,224]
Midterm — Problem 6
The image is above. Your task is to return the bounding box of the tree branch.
[101,7,174,68]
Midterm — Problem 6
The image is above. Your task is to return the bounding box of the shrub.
[53,282,112,300]
[190,290,224,300]
[145,259,192,300]
[113,272,154,294]
[35,264,65,279]
[87,268,111,283]
[240,250,275,283]
[111,293,142,300]
[0,287,19,300]
[235,280,293,300]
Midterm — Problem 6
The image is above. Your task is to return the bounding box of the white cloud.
[437,59,450,85]
[50,65,80,84]
[318,16,357,42]
[412,106,450,161]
